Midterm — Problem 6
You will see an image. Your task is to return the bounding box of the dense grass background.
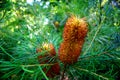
[0,0,120,80]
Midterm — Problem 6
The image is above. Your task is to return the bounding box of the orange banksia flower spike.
[63,16,88,42]
[59,16,88,64]
[59,41,84,64]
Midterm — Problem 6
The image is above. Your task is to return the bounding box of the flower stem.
[61,64,67,80]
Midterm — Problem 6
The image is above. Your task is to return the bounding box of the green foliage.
[0,0,120,80]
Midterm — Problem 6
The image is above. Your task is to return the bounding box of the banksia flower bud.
[36,43,56,56]
[54,21,59,28]
[59,16,88,64]
[36,43,60,78]
[63,16,88,42]
[49,43,56,56]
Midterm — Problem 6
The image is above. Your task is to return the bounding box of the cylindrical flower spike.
[59,16,88,64]
[63,16,88,42]
[59,40,84,64]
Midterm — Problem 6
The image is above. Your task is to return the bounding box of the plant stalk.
[61,64,67,80]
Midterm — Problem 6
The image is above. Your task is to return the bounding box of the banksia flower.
[59,41,84,64]
[36,43,60,78]
[36,43,56,56]
[54,21,59,28]
[59,16,88,64]
[49,43,56,56]
[36,43,56,63]
[63,16,88,42]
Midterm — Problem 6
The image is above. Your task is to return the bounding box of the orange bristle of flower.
[59,40,84,64]
[36,48,42,53]
[63,16,88,42]
[49,43,56,56]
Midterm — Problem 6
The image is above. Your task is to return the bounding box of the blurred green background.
[0,0,120,80]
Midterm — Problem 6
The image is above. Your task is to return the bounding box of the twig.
[21,63,55,67]
[0,63,56,67]
[61,64,67,80]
